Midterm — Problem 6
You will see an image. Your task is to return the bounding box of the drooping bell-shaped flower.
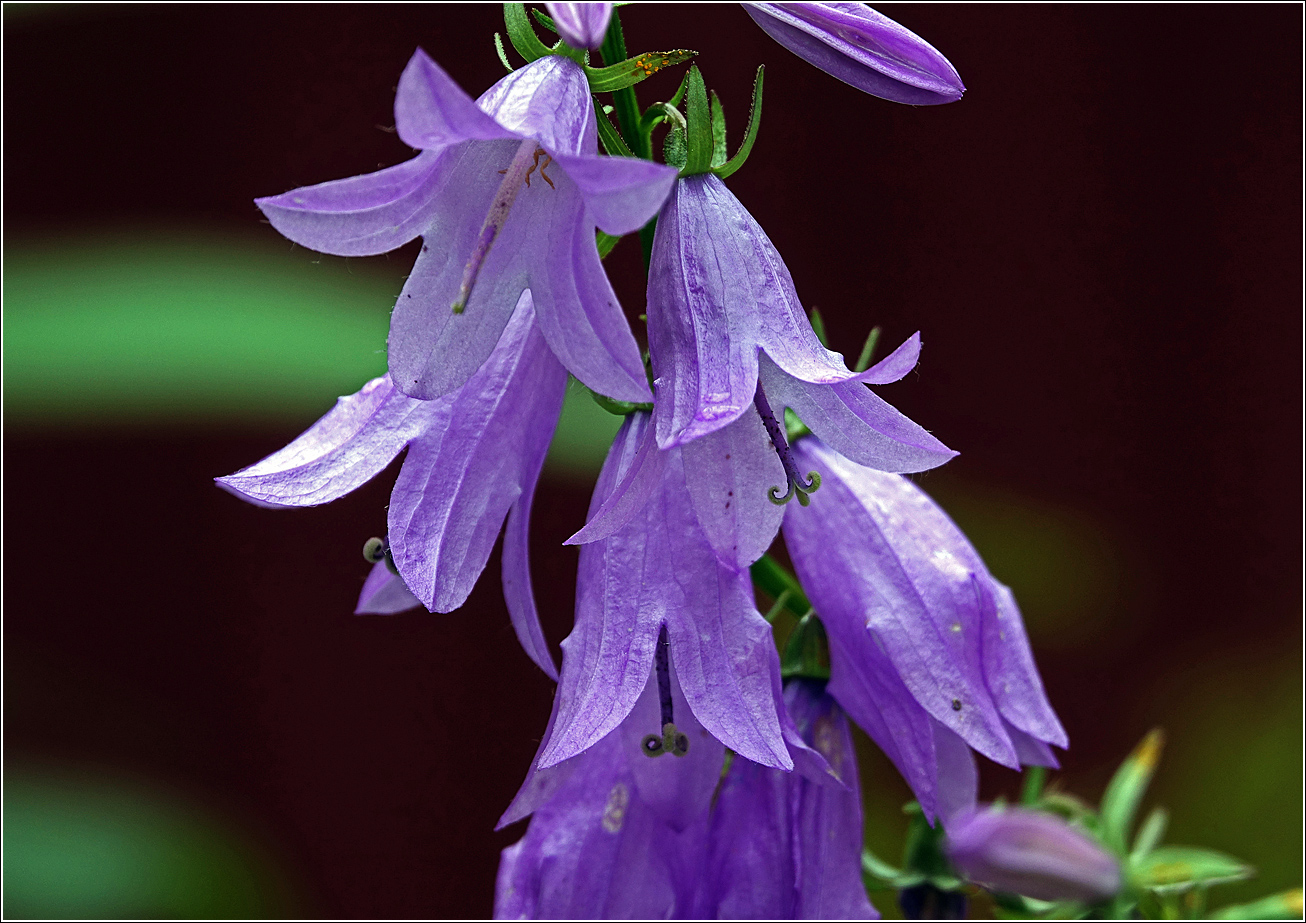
[744,3,964,105]
[781,437,1067,821]
[257,49,675,403]
[546,2,613,50]
[217,292,563,679]
[495,664,720,918]
[945,806,1122,904]
[646,173,956,463]
[693,680,880,919]
[532,412,839,772]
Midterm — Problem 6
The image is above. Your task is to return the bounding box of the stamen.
[640,626,690,758]
[362,535,399,575]
[754,383,822,506]
[452,139,543,314]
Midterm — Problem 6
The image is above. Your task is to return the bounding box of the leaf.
[1100,728,1164,854]
[715,66,764,180]
[502,3,552,63]
[682,65,713,175]
[1129,806,1168,861]
[584,49,697,93]
[1132,846,1253,894]
[709,91,727,168]
[1207,888,1305,920]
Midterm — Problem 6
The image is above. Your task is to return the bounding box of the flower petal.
[546,2,613,50]
[354,561,422,615]
[476,55,596,157]
[385,139,532,399]
[254,150,445,257]
[861,330,922,384]
[647,177,762,447]
[543,422,792,770]
[519,174,653,403]
[552,151,677,236]
[648,175,880,447]
[215,375,442,508]
[760,353,957,473]
[537,419,665,768]
[680,407,785,569]
[388,292,567,612]
[565,412,666,546]
[786,440,1018,768]
[493,729,686,919]
[501,456,560,682]
[699,682,878,919]
[985,581,1069,749]
[395,48,517,151]
[618,662,727,832]
[745,3,964,105]
[933,719,979,822]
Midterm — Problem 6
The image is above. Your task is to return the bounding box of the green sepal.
[591,390,653,415]
[1207,889,1305,920]
[780,612,830,680]
[596,231,621,259]
[595,104,636,158]
[639,100,687,138]
[714,66,764,180]
[493,33,514,73]
[1100,728,1164,854]
[855,325,882,372]
[680,66,714,175]
[585,49,697,93]
[710,91,728,168]
[1019,764,1048,806]
[1129,805,1168,861]
[1131,846,1253,894]
[530,6,557,33]
[901,802,963,890]
[783,407,811,442]
[663,126,687,170]
[861,847,924,891]
[503,3,553,63]
[750,554,812,620]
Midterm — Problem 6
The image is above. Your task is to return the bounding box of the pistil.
[641,624,689,758]
[451,138,544,314]
[754,382,821,506]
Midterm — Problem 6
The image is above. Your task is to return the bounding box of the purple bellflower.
[524,411,839,773]
[946,806,1122,904]
[545,2,613,51]
[257,50,676,403]
[693,679,879,919]
[217,292,562,679]
[745,3,964,105]
[782,438,1068,822]
[646,173,957,475]
[495,651,722,917]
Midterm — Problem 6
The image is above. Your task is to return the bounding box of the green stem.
[597,7,657,267]
[750,554,811,620]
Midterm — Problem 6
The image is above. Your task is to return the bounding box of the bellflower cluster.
[221,4,1073,918]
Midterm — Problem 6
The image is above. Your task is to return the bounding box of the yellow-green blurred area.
[3,764,297,919]
[5,234,1299,918]
[4,232,622,472]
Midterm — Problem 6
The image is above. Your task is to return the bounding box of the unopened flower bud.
[546,3,613,51]
[945,806,1122,903]
[745,3,965,105]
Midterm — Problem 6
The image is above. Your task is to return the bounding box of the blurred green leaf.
[1208,888,1304,920]
[1101,728,1164,854]
[4,233,621,474]
[3,767,296,918]
[1130,806,1168,861]
[1132,845,1253,894]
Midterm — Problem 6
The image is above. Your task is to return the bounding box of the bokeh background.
[4,4,1300,918]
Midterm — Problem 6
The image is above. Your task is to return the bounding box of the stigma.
[451,139,554,314]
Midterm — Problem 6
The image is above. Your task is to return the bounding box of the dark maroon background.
[5,4,1301,917]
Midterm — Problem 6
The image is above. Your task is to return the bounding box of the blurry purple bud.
[745,3,964,105]
[547,3,613,50]
[945,807,1122,903]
